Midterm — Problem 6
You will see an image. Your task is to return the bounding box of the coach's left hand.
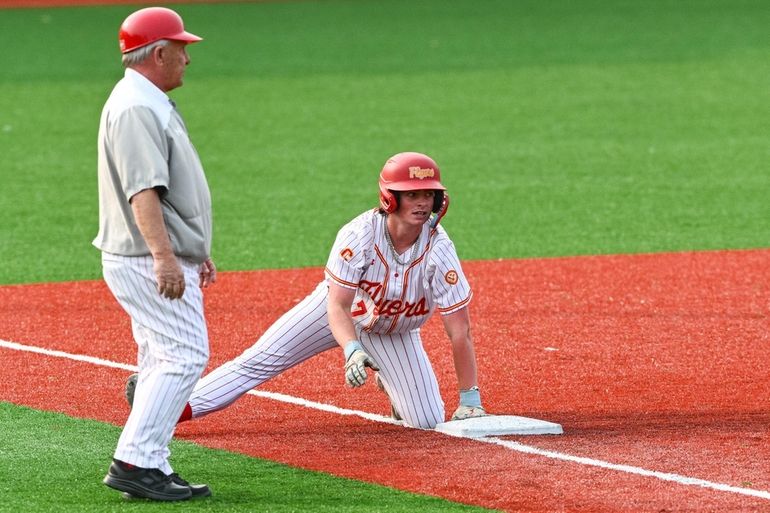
[199,258,217,288]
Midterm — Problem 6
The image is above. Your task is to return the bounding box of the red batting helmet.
[378,152,447,214]
[119,7,202,54]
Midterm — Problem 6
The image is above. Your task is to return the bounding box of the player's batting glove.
[451,386,487,421]
[344,340,380,388]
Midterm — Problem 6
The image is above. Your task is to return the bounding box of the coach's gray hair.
[122,39,170,68]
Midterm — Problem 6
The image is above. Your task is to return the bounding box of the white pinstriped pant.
[189,282,445,429]
[102,253,209,473]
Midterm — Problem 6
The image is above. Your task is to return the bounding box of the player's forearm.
[130,188,175,260]
[328,303,358,349]
[443,308,479,389]
[326,283,359,350]
[451,336,479,390]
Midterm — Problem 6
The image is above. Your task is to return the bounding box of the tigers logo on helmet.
[409,166,435,179]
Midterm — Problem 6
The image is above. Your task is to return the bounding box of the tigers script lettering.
[358,280,430,318]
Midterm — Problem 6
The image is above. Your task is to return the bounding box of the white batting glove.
[343,340,380,388]
[451,386,487,421]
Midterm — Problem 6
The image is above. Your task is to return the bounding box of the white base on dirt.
[434,415,563,438]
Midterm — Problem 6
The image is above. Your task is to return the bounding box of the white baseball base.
[434,415,563,438]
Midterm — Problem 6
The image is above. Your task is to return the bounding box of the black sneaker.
[104,460,191,501]
[170,473,212,498]
[121,472,212,500]
[125,373,138,408]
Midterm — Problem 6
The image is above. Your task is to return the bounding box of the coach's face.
[156,40,191,92]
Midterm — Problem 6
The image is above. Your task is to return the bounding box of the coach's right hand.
[344,340,380,387]
[154,256,185,300]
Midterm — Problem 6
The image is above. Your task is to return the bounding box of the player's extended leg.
[189,282,337,418]
[360,331,444,429]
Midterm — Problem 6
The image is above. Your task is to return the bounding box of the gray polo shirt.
[93,68,212,264]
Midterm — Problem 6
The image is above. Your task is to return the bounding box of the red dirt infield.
[2,250,770,511]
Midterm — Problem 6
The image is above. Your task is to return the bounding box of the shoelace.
[168,473,188,486]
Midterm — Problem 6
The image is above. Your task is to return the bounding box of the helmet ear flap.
[432,191,445,213]
[379,183,397,213]
[429,191,449,229]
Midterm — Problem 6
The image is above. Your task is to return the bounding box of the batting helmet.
[119,7,202,54]
[378,152,447,214]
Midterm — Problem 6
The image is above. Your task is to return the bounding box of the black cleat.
[125,373,138,408]
[104,460,191,501]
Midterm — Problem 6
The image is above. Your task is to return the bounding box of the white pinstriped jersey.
[325,209,472,335]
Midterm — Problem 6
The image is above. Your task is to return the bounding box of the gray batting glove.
[451,405,487,420]
[343,340,380,388]
[451,386,487,420]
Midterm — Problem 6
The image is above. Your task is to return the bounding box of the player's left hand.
[451,385,486,420]
[451,404,487,421]
[199,258,217,288]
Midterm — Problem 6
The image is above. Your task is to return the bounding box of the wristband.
[343,340,363,361]
[459,386,481,407]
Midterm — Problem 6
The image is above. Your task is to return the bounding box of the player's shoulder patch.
[445,270,459,285]
[340,248,354,261]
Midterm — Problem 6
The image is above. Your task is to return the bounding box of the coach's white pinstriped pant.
[102,253,209,474]
[189,282,445,429]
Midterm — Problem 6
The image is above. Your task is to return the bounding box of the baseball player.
[134,151,486,430]
[94,7,215,501]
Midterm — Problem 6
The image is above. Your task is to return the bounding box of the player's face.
[395,189,435,226]
[157,41,191,91]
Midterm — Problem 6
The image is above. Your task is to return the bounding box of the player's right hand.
[344,349,380,388]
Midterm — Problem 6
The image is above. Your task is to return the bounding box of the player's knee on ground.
[404,417,440,430]
[401,407,445,430]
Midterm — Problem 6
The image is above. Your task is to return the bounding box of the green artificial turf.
[0,402,497,513]
[0,0,768,284]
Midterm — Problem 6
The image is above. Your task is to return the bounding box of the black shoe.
[104,460,191,501]
[170,472,212,498]
[121,472,212,500]
[125,373,138,408]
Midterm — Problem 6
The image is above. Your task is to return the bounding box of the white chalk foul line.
[246,389,402,426]
[479,437,770,500]
[2,338,768,501]
[0,339,137,372]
